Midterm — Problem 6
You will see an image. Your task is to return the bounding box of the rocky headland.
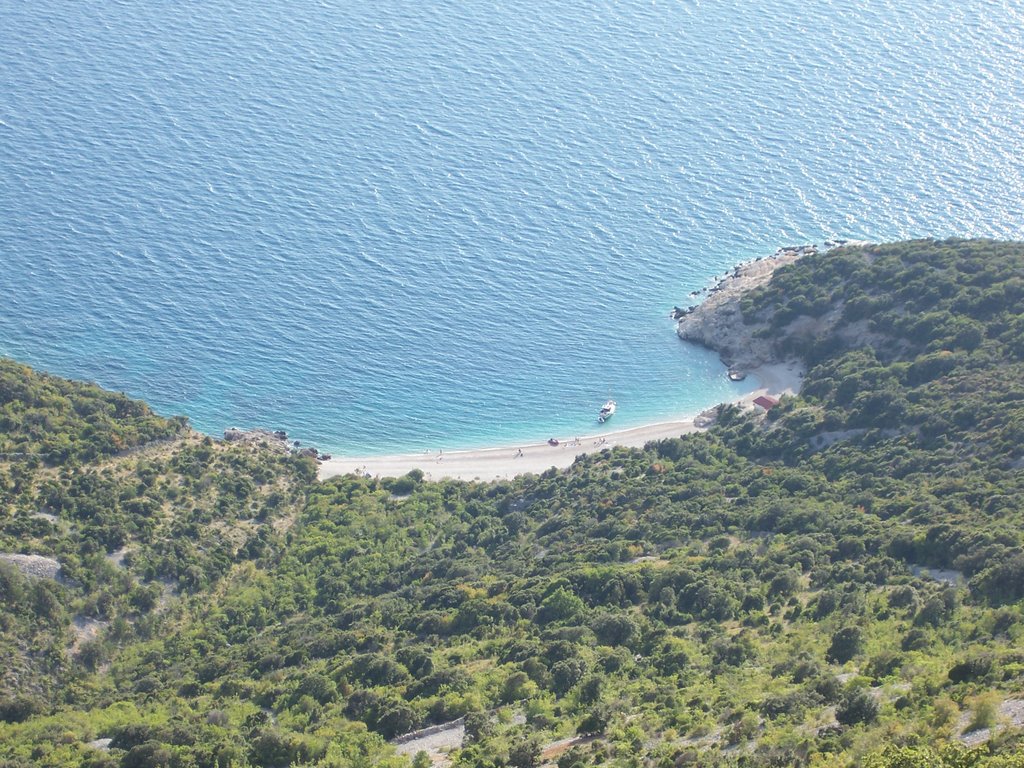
[675,245,814,374]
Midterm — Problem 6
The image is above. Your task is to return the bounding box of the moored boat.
[598,399,616,423]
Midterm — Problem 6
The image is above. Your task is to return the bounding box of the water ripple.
[1,0,1022,453]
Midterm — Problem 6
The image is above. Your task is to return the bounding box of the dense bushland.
[0,359,186,464]
[1,239,1022,767]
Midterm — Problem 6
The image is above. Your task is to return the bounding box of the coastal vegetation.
[0,359,186,464]
[1,238,1022,767]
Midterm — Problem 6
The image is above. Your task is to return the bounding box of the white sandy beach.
[318,360,803,483]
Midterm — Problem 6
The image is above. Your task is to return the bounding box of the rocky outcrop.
[223,427,292,454]
[0,553,62,581]
[223,427,331,461]
[676,248,808,372]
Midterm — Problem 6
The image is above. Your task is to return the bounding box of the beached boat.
[598,399,616,423]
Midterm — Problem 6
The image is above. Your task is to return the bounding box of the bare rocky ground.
[69,615,108,654]
[393,719,465,765]
[960,699,1024,747]
[0,552,62,580]
[676,242,872,377]
[106,546,129,569]
[910,564,964,586]
[392,723,595,768]
[540,735,595,764]
[676,249,805,372]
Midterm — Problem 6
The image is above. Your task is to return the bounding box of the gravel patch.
[393,719,465,765]
[959,699,1024,746]
[0,553,62,580]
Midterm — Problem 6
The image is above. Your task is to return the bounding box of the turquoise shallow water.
[2,0,1023,454]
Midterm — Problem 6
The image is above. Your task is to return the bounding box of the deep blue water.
[2,0,1023,454]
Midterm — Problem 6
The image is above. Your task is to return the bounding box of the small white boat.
[598,399,616,423]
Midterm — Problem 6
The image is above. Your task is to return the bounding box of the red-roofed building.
[753,395,780,410]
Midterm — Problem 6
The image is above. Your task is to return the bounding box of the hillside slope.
[1,239,1022,768]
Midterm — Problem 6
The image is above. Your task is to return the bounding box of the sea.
[2,0,1023,455]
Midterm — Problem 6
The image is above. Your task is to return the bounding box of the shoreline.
[318,245,824,483]
[317,360,804,483]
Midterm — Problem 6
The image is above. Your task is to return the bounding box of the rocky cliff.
[676,248,810,372]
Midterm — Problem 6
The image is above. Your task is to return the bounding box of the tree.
[836,689,879,726]
[463,710,493,743]
[0,696,42,723]
[577,706,610,736]
[827,626,864,664]
[536,587,584,625]
[120,741,173,768]
[501,671,536,704]
[590,611,637,647]
[578,674,604,705]
[551,658,586,696]
[295,672,337,704]
[508,738,542,768]
[768,569,801,599]
[375,701,418,739]
[248,731,297,768]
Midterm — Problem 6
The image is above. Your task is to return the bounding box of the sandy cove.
[319,247,812,483]
[318,360,803,483]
